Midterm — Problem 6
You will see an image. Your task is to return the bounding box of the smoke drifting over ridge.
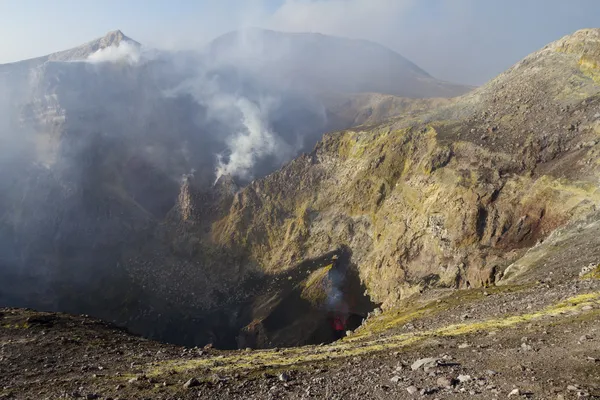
[1,26,468,190]
[74,31,330,182]
[84,39,288,182]
[0,29,333,321]
[86,41,143,65]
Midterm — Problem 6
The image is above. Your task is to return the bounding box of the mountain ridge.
[211,27,434,77]
[207,28,472,97]
[0,29,140,68]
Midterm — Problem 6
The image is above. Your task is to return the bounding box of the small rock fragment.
[406,385,418,395]
[183,377,201,389]
[411,357,439,371]
[390,376,401,384]
[421,387,438,395]
[278,372,291,382]
[436,376,455,388]
[457,375,472,383]
[508,388,521,397]
[521,343,533,351]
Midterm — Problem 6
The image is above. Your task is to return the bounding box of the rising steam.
[215,97,292,182]
[87,41,142,65]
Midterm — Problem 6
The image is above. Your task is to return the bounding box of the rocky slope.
[207,28,600,308]
[1,258,599,399]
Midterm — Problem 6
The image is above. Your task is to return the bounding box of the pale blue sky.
[0,0,598,85]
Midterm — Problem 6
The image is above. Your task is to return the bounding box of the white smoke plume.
[166,56,304,184]
[215,96,292,182]
[87,41,142,65]
[326,268,347,312]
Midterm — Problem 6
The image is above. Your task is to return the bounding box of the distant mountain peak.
[208,28,471,98]
[45,30,141,62]
[98,30,139,48]
[0,30,141,67]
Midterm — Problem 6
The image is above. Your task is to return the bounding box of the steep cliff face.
[211,29,600,308]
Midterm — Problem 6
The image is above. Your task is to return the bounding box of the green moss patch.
[1,322,30,330]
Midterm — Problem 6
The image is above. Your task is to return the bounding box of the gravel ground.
[1,274,599,399]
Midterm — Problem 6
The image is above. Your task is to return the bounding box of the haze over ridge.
[1,0,599,85]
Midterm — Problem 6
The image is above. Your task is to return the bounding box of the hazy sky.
[0,0,598,85]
